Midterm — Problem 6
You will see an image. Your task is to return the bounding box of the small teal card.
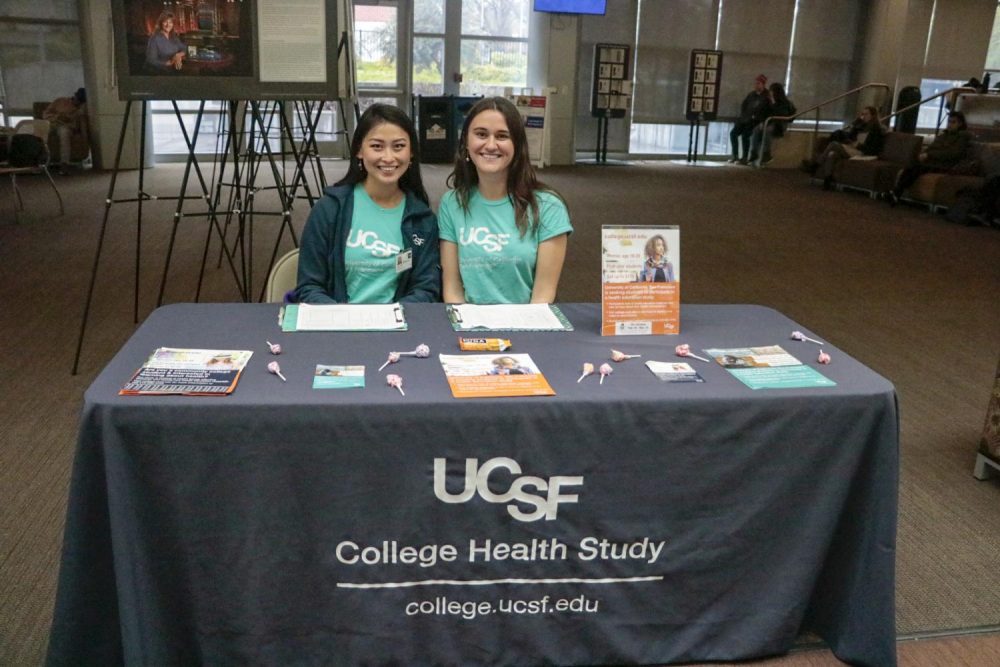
[726,365,836,390]
[313,365,365,389]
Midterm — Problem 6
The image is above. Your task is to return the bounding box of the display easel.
[202,100,325,303]
[71,100,243,374]
[71,98,330,374]
[686,116,703,163]
[590,43,631,165]
[684,49,723,165]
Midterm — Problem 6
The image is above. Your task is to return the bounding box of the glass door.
[412,0,531,98]
[354,0,411,110]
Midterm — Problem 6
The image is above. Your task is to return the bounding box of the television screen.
[534,0,607,15]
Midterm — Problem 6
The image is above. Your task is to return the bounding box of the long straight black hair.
[447,96,565,237]
[335,103,429,205]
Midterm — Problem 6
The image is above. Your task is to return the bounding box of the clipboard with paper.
[446,304,573,332]
[280,303,408,332]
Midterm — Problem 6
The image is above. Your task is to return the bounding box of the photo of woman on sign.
[636,234,675,283]
[146,11,186,71]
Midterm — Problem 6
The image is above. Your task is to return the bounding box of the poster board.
[601,225,680,336]
[510,94,547,168]
[685,49,723,121]
[111,0,340,101]
[590,43,631,118]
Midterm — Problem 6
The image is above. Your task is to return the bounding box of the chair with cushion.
[15,118,50,142]
[0,132,65,222]
[264,248,300,303]
[833,131,923,195]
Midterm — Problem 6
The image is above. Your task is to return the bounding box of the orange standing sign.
[601,226,680,336]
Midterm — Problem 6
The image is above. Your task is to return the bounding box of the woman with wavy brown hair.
[146,12,187,71]
[438,97,572,304]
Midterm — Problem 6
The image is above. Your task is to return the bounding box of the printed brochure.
[645,360,704,382]
[120,348,253,396]
[703,346,836,390]
[438,353,555,398]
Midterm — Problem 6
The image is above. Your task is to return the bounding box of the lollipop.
[378,351,401,372]
[266,340,282,355]
[611,349,641,362]
[399,344,430,358]
[577,362,595,383]
[386,373,405,396]
[675,344,710,363]
[599,363,613,385]
[791,330,825,345]
[267,361,286,382]
[817,349,832,365]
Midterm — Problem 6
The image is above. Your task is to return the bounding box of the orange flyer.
[438,354,556,399]
[601,225,680,336]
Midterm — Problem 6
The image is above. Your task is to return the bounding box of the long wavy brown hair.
[447,96,566,238]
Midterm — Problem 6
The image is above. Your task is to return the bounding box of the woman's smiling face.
[356,121,411,189]
[466,109,514,178]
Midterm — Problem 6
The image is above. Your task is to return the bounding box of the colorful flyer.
[703,346,836,390]
[438,354,555,399]
[601,225,680,336]
[312,365,365,389]
[120,348,253,396]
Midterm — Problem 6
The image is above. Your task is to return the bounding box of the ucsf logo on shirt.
[347,230,401,258]
[459,227,510,253]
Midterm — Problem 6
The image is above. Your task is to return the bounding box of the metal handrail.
[880,86,978,136]
[756,82,891,166]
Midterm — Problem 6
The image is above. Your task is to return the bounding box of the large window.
[355,4,400,89]
[459,0,529,96]
[627,0,865,156]
[984,1,1000,77]
[0,2,84,125]
[413,0,530,97]
[413,0,445,95]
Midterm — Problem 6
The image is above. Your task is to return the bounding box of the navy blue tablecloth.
[47,303,898,666]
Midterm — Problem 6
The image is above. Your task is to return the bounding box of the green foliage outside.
[463,62,525,89]
[356,61,396,85]
[358,60,523,89]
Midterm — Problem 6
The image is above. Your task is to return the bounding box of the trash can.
[416,96,452,163]
[452,96,481,150]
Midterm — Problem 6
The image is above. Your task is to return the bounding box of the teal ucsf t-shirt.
[437,189,572,304]
[344,184,405,303]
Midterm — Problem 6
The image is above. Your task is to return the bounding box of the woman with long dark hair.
[295,104,440,303]
[439,96,572,304]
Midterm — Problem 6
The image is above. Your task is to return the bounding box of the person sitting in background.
[729,74,770,165]
[813,106,886,190]
[42,88,87,172]
[749,82,796,165]
[885,111,973,205]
